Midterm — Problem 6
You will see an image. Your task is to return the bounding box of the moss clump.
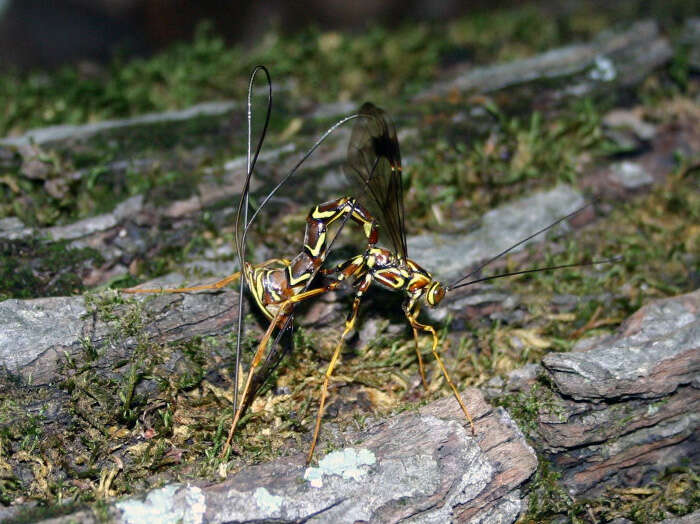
[0,139,212,227]
[582,467,699,522]
[0,238,103,300]
[522,465,699,523]
[494,380,563,438]
[0,2,691,137]
[405,98,614,227]
[524,457,576,520]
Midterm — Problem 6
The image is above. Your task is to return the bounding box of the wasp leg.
[221,285,334,458]
[411,325,429,391]
[405,308,475,435]
[403,301,428,391]
[306,274,371,464]
[121,272,241,294]
[121,258,291,294]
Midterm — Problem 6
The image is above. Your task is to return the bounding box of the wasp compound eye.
[427,282,446,306]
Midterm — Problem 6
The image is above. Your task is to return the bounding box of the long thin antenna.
[448,202,594,290]
[241,113,360,238]
[449,257,622,290]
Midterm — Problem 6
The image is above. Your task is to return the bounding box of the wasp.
[124,66,615,464]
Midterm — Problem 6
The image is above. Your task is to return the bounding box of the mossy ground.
[0,238,104,300]
[0,1,698,522]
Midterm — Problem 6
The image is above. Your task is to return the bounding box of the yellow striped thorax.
[362,247,446,307]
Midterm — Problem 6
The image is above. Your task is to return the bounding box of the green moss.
[0,140,215,227]
[524,465,699,523]
[406,97,614,225]
[0,2,693,230]
[0,2,690,137]
[526,457,576,519]
[494,379,564,438]
[0,501,87,524]
[0,238,104,300]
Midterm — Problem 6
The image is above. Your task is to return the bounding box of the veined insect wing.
[344,103,408,261]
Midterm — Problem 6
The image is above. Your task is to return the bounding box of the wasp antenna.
[235,65,272,261]
[241,112,361,241]
[448,201,596,290]
[449,256,622,290]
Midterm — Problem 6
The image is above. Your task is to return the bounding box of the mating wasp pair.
[124,66,615,464]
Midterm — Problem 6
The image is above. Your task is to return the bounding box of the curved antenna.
[241,113,360,239]
[233,65,272,414]
[448,202,594,290]
[449,257,622,290]
[235,65,272,267]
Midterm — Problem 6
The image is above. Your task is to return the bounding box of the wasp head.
[426,280,446,307]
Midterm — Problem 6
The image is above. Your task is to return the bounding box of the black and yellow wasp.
[125,66,615,464]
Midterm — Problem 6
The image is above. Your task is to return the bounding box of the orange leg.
[406,311,474,435]
[405,303,428,391]
[411,326,429,391]
[121,272,241,294]
[221,285,332,458]
[121,258,290,294]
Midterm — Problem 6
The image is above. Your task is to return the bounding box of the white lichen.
[304,447,376,488]
[116,484,205,524]
[254,487,284,514]
[589,55,616,81]
[184,486,206,523]
[611,161,653,189]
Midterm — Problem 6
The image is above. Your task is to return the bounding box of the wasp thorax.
[426,280,446,306]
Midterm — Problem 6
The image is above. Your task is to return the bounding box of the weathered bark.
[540,290,699,496]
[10,290,697,524]
[0,287,240,386]
[415,20,671,104]
[24,391,535,524]
[487,290,700,498]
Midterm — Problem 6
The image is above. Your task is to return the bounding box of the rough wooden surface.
[29,390,535,524]
[415,20,671,103]
[0,18,697,524]
[21,290,699,523]
[487,290,700,498]
[541,290,700,496]
[0,288,240,386]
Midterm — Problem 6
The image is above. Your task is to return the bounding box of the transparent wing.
[344,103,407,261]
